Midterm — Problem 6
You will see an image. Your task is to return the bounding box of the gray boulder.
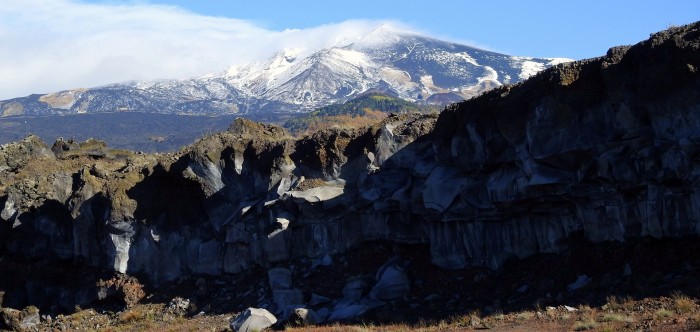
[19,311,40,330]
[267,267,293,290]
[1,306,40,331]
[341,276,369,303]
[230,307,277,332]
[289,307,320,326]
[328,304,368,322]
[0,308,19,330]
[165,297,193,316]
[370,257,410,301]
[272,289,304,312]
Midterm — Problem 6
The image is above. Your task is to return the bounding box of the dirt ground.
[3,236,700,331]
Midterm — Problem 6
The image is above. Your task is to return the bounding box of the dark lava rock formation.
[1,21,700,320]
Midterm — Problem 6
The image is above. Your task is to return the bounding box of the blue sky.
[0,0,697,99]
[98,0,699,59]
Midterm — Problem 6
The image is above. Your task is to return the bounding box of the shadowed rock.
[1,22,700,314]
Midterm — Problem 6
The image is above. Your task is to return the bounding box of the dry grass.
[605,295,638,312]
[599,313,625,322]
[672,291,696,314]
[655,308,674,318]
[449,310,480,327]
[292,109,389,137]
[573,320,597,331]
[24,292,700,332]
[284,323,425,332]
[605,295,621,310]
[449,314,471,327]
[599,313,634,323]
[621,296,637,311]
[66,308,97,321]
[691,313,700,330]
[515,311,535,320]
[118,309,148,324]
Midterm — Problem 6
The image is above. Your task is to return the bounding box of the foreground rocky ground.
[3,237,700,331]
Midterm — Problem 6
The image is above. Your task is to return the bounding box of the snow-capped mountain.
[0,26,570,117]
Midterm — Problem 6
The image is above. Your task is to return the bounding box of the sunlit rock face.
[1,22,700,282]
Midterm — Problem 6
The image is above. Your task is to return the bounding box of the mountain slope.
[0,26,569,118]
[283,92,435,135]
[227,26,569,109]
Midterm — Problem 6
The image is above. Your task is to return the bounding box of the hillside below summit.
[0,26,569,118]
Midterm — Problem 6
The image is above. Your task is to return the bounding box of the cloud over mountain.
[0,0,416,99]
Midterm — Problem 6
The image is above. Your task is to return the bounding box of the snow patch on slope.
[515,58,546,80]
[20,28,572,116]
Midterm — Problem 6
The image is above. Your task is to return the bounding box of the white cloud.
[0,0,414,99]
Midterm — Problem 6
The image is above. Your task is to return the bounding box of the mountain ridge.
[0,28,570,118]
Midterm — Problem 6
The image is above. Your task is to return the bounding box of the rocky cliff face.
[1,22,700,309]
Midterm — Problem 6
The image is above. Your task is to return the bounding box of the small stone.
[674,317,687,324]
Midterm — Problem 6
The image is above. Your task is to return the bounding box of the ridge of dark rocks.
[0,21,699,328]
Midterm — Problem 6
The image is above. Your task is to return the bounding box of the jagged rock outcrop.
[1,22,700,311]
[0,135,53,172]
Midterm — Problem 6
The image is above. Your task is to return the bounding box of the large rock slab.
[230,307,277,332]
[370,257,410,301]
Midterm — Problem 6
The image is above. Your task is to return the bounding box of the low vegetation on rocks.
[283,92,440,136]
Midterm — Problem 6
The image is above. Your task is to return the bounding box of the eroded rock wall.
[1,22,700,284]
